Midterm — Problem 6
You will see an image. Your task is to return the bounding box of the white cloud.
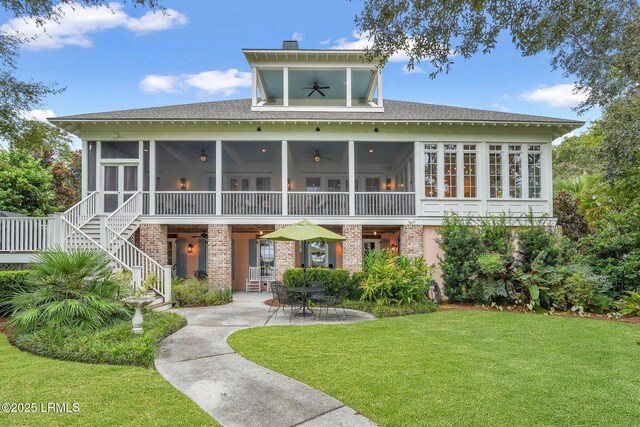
[139,74,179,94]
[291,32,304,42]
[519,84,589,108]
[319,38,331,45]
[140,68,252,97]
[491,103,511,112]
[0,2,187,50]
[19,109,56,121]
[553,131,576,145]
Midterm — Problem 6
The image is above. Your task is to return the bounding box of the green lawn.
[0,334,217,427]
[229,310,640,426]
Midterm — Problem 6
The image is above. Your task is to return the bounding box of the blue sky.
[1,0,599,136]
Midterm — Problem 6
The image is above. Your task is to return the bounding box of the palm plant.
[7,250,131,333]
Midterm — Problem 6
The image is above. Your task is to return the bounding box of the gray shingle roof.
[50,98,582,125]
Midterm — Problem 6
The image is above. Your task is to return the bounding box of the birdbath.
[122,296,156,334]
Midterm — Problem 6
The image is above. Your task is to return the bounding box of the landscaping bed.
[339,300,438,317]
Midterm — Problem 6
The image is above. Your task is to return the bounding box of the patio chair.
[274,283,300,318]
[268,280,282,314]
[245,266,261,292]
[322,285,348,318]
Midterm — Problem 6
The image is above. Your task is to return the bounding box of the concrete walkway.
[155,292,376,427]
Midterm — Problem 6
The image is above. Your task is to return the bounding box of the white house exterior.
[0,41,582,302]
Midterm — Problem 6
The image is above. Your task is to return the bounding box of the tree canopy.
[0,149,53,216]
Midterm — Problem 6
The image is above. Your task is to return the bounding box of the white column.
[251,66,257,105]
[281,140,288,215]
[377,68,383,107]
[522,144,529,199]
[479,142,488,215]
[544,143,554,215]
[81,140,88,197]
[283,67,289,107]
[96,141,102,212]
[216,140,222,215]
[346,67,352,107]
[348,140,355,216]
[137,140,144,193]
[437,143,445,198]
[149,140,156,215]
[414,141,422,216]
[456,144,464,198]
[501,143,509,199]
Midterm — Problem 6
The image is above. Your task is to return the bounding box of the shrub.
[172,278,232,307]
[339,300,438,317]
[554,190,589,240]
[9,311,186,367]
[0,270,32,316]
[7,250,130,333]
[472,252,510,304]
[617,291,640,317]
[282,268,352,297]
[360,249,434,306]
[516,214,561,273]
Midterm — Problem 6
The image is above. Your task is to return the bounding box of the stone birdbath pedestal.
[122,295,156,334]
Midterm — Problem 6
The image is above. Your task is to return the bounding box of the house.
[0,41,582,303]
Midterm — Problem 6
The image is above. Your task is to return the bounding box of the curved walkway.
[155,292,376,427]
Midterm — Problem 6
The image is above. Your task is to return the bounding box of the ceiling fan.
[303,81,330,97]
[191,230,208,239]
[311,149,333,162]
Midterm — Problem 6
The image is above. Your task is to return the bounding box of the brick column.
[207,224,232,289]
[342,224,363,273]
[274,224,295,281]
[400,223,424,258]
[138,224,168,265]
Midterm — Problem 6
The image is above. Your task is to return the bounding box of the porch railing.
[288,192,349,216]
[356,192,416,216]
[63,191,98,228]
[144,191,216,215]
[107,191,142,234]
[222,191,282,215]
[0,217,51,252]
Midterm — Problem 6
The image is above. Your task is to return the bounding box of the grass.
[339,300,438,317]
[229,310,640,426]
[0,334,217,427]
[9,311,186,367]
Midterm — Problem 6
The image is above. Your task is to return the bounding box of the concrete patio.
[155,292,376,427]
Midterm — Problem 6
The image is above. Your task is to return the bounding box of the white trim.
[137,140,144,193]
[377,68,383,107]
[456,143,464,198]
[414,141,422,214]
[281,140,288,215]
[348,140,355,216]
[436,143,445,198]
[149,140,156,215]
[251,67,257,106]
[544,143,553,215]
[81,140,88,197]
[501,143,509,199]
[346,67,352,108]
[283,67,289,107]
[215,140,222,215]
[96,141,102,212]
[522,144,529,199]
[479,141,488,215]
[250,106,384,113]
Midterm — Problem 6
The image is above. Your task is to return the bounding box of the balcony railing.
[0,217,51,252]
[288,192,349,216]
[356,192,415,216]
[222,191,282,215]
[144,191,216,215]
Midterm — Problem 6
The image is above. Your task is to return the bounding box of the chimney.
[282,40,299,50]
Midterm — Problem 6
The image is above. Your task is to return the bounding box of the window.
[508,145,522,198]
[256,177,270,191]
[258,240,275,277]
[463,144,477,198]
[306,177,321,192]
[327,179,343,192]
[489,145,503,198]
[444,144,457,197]
[528,145,542,198]
[230,178,249,191]
[308,241,327,267]
[365,177,380,192]
[424,144,438,197]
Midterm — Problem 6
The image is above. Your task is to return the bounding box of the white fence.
[222,191,282,215]
[356,192,415,216]
[288,192,349,216]
[146,191,216,215]
[0,217,51,252]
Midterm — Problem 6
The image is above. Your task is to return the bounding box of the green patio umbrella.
[258,220,346,243]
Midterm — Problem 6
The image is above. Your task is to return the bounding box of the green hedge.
[172,278,232,308]
[9,311,186,367]
[339,300,438,317]
[0,270,31,316]
[282,268,353,297]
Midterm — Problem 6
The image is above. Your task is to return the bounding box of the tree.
[51,150,81,210]
[0,1,161,139]
[553,190,589,240]
[8,119,73,167]
[355,0,639,111]
[552,124,602,182]
[0,149,53,216]
[599,92,640,181]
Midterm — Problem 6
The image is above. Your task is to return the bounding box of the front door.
[102,164,138,212]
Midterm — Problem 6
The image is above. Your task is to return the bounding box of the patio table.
[285,286,324,316]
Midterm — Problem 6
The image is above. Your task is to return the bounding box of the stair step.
[150,301,172,312]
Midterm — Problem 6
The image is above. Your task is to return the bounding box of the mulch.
[440,303,640,324]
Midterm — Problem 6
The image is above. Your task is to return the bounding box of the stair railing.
[63,192,98,229]
[106,192,142,235]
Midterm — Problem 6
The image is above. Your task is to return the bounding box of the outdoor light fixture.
[390,243,397,252]
[259,229,263,236]
[369,149,374,153]
[314,150,321,162]
[315,126,320,132]
[179,177,187,190]
[386,178,391,191]
[257,126,262,132]
[199,150,208,162]
[374,127,379,133]
[186,244,194,254]
[261,148,267,153]
[287,179,292,190]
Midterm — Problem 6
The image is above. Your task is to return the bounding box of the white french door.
[102,163,138,212]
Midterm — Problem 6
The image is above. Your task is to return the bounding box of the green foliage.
[339,300,438,317]
[616,291,640,317]
[359,249,434,306]
[6,250,131,332]
[0,270,31,316]
[580,205,640,298]
[516,214,561,272]
[553,190,590,240]
[600,92,640,182]
[553,124,603,181]
[282,267,352,297]
[0,148,53,216]
[172,278,232,308]
[10,311,186,367]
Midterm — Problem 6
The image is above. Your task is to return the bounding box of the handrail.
[0,217,51,252]
[61,218,130,272]
[63,191,98,229]
[107,191,142,235]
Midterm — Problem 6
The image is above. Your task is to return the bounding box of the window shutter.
[176,238,187,278]
[249,239,257,268]
[328,242,337,268]
[198,239,207,272]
